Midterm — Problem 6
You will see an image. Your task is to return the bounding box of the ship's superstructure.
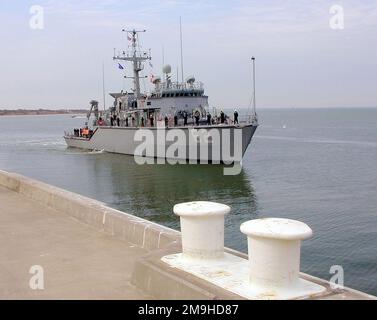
[108,29,211,127]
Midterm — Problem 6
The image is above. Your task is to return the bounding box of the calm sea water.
[0,108,376,296]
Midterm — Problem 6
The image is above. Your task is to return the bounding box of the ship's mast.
[252,57,256,116]
[251,56,258,124]
[102,61,106,111]
[113,29,151,99]
[179,16,184,84]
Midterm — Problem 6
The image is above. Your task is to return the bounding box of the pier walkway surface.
[0,169,375,300]
[0,185,150,299]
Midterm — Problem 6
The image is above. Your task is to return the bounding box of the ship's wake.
[64,148,106,155]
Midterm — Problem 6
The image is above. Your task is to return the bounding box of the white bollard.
[174,201,230,260]
[240,218,313,290]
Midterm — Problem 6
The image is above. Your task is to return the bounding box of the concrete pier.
[0,185,151,299]
[0,169,375,300]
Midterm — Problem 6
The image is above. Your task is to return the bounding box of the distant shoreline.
[0,109,87,116]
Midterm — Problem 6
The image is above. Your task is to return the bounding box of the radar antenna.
[113,29,151,99]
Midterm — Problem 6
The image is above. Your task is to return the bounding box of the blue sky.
[0,0,376,108]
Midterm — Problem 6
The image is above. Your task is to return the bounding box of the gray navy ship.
[64,29,258,163]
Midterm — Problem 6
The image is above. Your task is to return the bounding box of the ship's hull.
[64,124,257,163]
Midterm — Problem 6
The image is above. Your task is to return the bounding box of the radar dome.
[162,64,172,74]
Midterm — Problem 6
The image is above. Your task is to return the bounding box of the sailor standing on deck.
[97,117,105,126]
[82,123,89,138]
[220,110,225,124]
[234,109,239,124]
[183,112,188,126]
[207,113,212,125]
[194,110,200,126]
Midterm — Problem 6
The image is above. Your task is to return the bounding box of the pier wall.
[0,170,179,252]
